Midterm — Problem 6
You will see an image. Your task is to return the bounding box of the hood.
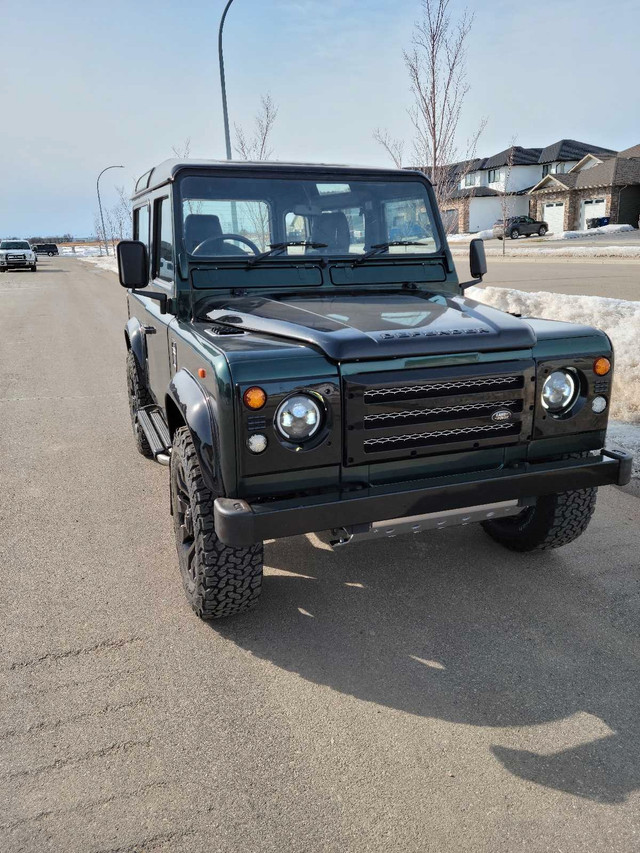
[205,291,537,361]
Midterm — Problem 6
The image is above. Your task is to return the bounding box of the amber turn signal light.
[198,368,207,379]
[243,386,267,410]
[593,357,611,376]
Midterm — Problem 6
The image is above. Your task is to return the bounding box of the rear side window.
[133,204,150,251]
[154,198,174,281]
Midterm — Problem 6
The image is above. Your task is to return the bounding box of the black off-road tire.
[481,487,597,552]
[170,426,263,620]
[126,350,154,458]
[31,265,37,271]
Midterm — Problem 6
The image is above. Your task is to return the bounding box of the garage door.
[544,202,565,235]
[441,209,458,234]
[580,198,606,230]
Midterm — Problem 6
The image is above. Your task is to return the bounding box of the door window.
[154,198,174,282]
[134,205,150,252]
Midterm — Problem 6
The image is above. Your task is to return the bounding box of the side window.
[154,198,174,282]
[133,204,150,252]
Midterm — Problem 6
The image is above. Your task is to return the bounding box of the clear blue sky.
[1,0,638,236]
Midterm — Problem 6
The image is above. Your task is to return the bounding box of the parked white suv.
[0,240,37,272]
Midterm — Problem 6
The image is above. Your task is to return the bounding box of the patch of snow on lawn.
[466,285,640,424]
[60,245,103,257]
[448,229,494,242]
[559,224,635,239]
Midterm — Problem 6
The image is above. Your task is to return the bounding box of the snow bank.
[79,254,119,273]
[559,224,635,240]
[467,285,640,424]
[448,229,494,242]
[531,245,640,257]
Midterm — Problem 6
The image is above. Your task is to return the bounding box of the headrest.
[184,214,223,252]
[310,212,351,254]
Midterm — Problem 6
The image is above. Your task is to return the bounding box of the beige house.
[529,145,640,233]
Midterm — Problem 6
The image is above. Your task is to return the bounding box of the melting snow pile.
[448,229,494,242]
[79,254,119,273]
[467,285,640,425]
[559,224,635,239]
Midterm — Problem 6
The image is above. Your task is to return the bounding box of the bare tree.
[172,138,192,158]
[374,0,486,228]
[498,141,517,256]
[234,94,278,161]
[109,185,133,242]
[233,94,279,249]
[93,213,105,255]
[373,129,405,169]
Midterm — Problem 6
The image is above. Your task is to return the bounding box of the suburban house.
[529,144,640,234]
[437,139,623,233]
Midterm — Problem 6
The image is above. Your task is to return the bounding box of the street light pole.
[218,0,236,160]
[96,165,124,256]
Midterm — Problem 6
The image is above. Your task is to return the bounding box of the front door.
[132,198,175,406]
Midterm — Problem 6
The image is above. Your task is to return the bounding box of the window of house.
[488,169,501,183]
[464,172,478,187]
[133,204,150,251]
[542,164,551,177]
[555,163,565,174]
[154,197,174,281]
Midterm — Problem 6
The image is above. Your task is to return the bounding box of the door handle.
[142,325,157,335]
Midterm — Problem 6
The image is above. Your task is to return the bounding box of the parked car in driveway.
[493,216,548,240]
[32,242,59,256]
[0,240,37,271]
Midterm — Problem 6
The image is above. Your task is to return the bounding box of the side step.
[137,407,171,465]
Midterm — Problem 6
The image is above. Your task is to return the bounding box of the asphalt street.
[1,257,639,852]
[460,257,640,301]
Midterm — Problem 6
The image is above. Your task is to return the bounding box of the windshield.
[1,241,30,250]
[179,174,439,260]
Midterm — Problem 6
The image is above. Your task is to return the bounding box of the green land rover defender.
[117,159,631,619]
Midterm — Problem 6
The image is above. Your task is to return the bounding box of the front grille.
[364,422,520,453]
[364,374,523,403]
[364,398,523,429]
[343,360,535,465]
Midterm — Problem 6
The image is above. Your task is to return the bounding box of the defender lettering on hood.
[206,291,537,361]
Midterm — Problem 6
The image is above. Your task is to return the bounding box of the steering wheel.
[192,233,261,256]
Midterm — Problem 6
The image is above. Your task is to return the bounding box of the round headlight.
[541,370,578,413]
[275,394,322,442]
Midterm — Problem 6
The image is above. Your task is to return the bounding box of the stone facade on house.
[531,187,614,231]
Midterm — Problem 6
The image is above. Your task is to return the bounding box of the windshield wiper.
[353,240,429,266]
[246,241,328,267]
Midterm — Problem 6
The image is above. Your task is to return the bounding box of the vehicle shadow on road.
[214,526,640,804]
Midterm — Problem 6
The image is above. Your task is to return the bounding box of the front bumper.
[214,448,632,547]
[0,258,34,267]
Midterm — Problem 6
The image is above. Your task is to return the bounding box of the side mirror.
[117,240,148,289]
[469,238,487,281]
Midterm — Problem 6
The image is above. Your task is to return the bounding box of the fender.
[167,369,224,494]
[125,317,147,378]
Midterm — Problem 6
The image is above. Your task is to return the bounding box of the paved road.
[2,258,640,853]
[456,257,640,301]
